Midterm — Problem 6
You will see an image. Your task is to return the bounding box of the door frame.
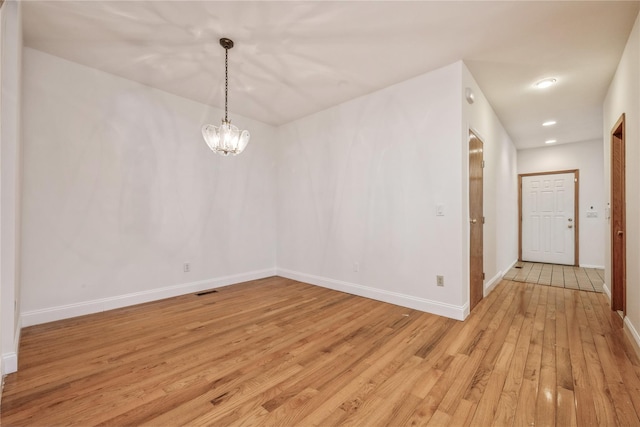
[518,169,579,266]
[610,113,626,315]
[469,129,484,311]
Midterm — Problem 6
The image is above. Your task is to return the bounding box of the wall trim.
[2,353,17,377]
[602,282,612,300]
[579,264,605,269]
[276,268,467,321]
[21,268,276,327]
[624,317,640,360]
[484,271,503,296]
[1,317,21,375]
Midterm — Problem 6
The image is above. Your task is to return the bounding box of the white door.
[522,173,575,265]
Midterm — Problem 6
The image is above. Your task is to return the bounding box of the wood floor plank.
[2,277,639,426]
[580,291,640,425]
[419,281,521,425]
[464,284,528,425]
[556,386,578,427]
[492,283,539,426]
[555,285,576,427]
[564,289,600,426]
[573,291,619,425]
[513,284,548,426]
[535,286,558,427]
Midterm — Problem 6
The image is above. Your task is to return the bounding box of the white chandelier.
[202,38,250,156]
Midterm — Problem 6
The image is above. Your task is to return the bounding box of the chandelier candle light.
[202,38,250,156]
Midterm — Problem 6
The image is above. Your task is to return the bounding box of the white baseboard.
[276,268,467,321]
[579,264,605,269]
[482,260,518,297]
[2,353,17,377]
[484,271,503,296]
[624,317,640,358]
[21,268,276,327]
[599,284,639,353]
[1,318,21,375]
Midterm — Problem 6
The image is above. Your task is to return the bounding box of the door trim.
[469,130,484,311]
[610,113,626,315]
[518,169,579,266]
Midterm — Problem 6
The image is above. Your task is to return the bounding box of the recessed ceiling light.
[535,78,557,89]
[545,139,557,144]
[542,120,557,126]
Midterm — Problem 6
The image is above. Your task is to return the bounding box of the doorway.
[519,170,579,266]
[611,114,626,315]
[469,130,484,311]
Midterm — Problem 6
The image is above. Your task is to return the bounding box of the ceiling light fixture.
[202,38,250,156]
[542,120,557,126]
[535,78,557,89]
[545,139,557,144]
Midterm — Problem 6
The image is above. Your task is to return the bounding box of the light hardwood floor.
[2,277,639,426]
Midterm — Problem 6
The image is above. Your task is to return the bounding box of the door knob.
[618,230,624,236]
[470,219,477,224]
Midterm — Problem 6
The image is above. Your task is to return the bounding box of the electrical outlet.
[436,275,444,287]
[184,262,191,273]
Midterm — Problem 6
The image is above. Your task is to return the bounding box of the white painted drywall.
[277,62,467,319]
[1,0,22,375]
[518,140,606,268]
[603,12,640,348]
[276,61,517,319]
[20,50,518,330]
[461,64,519,295]
[20,48,277,324]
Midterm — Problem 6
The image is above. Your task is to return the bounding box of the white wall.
[14,46,518,358]
[603,12,640,349]
[276,61,518,320]
[517,140,606,268]
[17,52,520,336]
[462,64,519,295]
[1,0,22,376]
[277,62,467,319]
[20,48,277,326]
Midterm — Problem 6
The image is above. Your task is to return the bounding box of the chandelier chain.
[224,46,229,123]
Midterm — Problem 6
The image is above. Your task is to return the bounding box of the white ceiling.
[22,1,640,149]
